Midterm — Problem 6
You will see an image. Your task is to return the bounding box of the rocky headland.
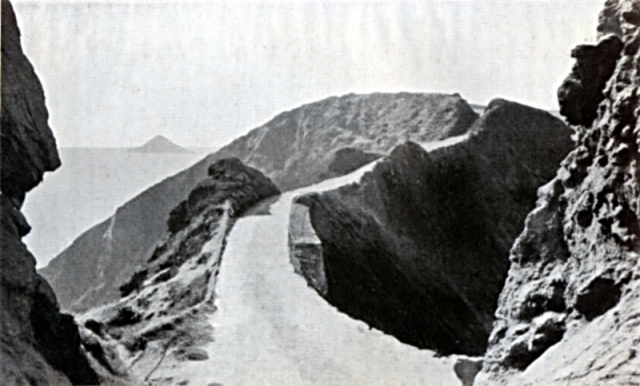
[82,97,573,384]
[289,99,573,356]
[40,92,480,312]
[1,1,98,384]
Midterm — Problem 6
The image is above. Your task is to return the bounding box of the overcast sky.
[13,0,603,148]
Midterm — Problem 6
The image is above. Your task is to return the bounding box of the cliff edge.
[76,159,280,385]
[0,1,98,384]
[289,100,573,355]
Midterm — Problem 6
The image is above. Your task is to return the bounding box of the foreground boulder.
[77,159,279,385]
[289,99,573,355]
[41,92,480,312]
[0,1,98,384]
[477,1,640,384]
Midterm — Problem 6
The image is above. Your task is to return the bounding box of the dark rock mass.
[76,159,280,385]
[1,0,60,206]
[0,1,98,384]
[557,35,623,127]
[289,99,573,355]
[122,157,280,298]
[41,92,480,312]
[477,1,640,384]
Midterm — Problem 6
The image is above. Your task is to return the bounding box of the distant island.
[129,135,190,153]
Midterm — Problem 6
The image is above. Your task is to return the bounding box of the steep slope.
[0,1,98,384]
[289,99,573,355]
[41,92,480,312]
[130,135,189,153]
[476,1,640,384]
[74,159,281,385]
[77,162,462,386]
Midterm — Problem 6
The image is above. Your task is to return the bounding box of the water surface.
[23,147,212,267]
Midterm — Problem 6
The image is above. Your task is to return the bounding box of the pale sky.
[12,0,603,148]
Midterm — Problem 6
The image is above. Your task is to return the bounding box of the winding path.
[161,137,469,386]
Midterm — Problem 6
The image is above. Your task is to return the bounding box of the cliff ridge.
[41,92,481,312]
[76,158,280,385]
[289,99,573,355]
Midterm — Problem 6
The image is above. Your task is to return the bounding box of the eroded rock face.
[77,159,280,386]
[1,0,60,207]
[288,203,327,296]
[557,35,623,127]
[477,1,640,384]
[0,1,98,384]
[41,92,480,312]
[289,99,573,355]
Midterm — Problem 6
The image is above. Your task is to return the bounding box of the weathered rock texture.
[289,99,573,355]
[477,1,640,384]
[41,92,480,312]
[77,159,279,386]
[1,1,60,206]
[288,203,328,296]
[0,1,98,384]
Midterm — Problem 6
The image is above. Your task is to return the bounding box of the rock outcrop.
[289,99,573,355]
[0,1,98,384]
[76,158,279,385]
[477,1,640,384]
[1,1,60,206]
[41,92,480,312]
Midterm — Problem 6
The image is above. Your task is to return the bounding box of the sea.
[22,147,214,268]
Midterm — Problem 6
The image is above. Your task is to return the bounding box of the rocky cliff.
[41,92,480,312]
[1,2,60,207]
[289,99,573,355]
[0,1,98,384]
[476,1,640,384]
[75,158,279,385]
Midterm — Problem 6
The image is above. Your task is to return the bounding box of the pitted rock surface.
[477,1,640,384]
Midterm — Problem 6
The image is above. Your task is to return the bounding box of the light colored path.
[166,136,469,386]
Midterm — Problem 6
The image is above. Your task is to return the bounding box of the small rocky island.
[129,135,189,153]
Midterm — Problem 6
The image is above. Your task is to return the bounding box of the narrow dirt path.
[158,136,468,386]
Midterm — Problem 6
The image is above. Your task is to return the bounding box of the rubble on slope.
[77,158,279,385]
